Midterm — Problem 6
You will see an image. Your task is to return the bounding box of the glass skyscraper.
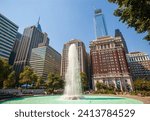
[9,32,22,65]
[94,9,108,38]
[115,29,129,53]
[0,13,18,60]
[30,45,61,80]
[13,21,49,75]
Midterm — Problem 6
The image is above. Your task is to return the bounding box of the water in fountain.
[63,44,82,100]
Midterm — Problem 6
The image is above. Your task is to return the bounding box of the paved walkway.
[116,95,150,104]
[90,94,150,104]
[101,94,150,104]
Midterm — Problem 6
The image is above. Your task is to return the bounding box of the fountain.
[63,44,82,100]
[0,44,143,104]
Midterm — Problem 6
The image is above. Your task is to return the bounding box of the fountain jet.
[63,44,82,100]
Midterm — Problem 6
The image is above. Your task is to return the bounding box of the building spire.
[36,16,42,32]
[38,17,40,25]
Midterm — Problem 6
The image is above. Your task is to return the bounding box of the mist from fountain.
[63,44,82,100]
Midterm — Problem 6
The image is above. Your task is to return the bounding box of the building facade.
[90,36,133,91]
[0,13,18,60]
[94,9,108,37]
[115,29,128,54]
[9,32,22,65]
[30,44,61,80]
[61,39,88,80]
[13,21,49,75]
[126,52,150,80]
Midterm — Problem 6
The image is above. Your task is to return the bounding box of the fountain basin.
[0,95,143,104]
[62,96,82,100]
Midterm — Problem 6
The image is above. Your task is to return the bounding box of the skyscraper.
[94,9,108,38]
[30,44,61,80]
[9,32,22,65]
[13,20,49,75]
[90,36,133,91]
[0,13,18,60]
[115,29,128,53]
[61,39,88,80]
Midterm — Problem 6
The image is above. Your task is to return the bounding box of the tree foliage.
[35,76,44,88]
[96,82,108,90]
[134,79,150,91]
[133,78,150,96]
[80,72,89,91]
[3,71,16,89]
[108,0,150,41]
[19,66,38,88]
[0,58,12,88]
[96,82,115,94]
[46,73,64,93]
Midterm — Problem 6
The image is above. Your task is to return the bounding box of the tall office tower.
[9,32,22,65]
[0,13,19,60]
[94,9,108,38]
[30,43,61,80]
[13,20,49,75]
[61,39,88,80]
[126,52,150,80]
[90,36,133,91]
[115,29,128,53]
[87,53,93,89]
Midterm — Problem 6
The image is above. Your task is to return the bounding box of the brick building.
[90,36,133,91]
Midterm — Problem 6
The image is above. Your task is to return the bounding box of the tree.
[108,83,115,91]
[134,79,150,91]
[0,59,4,88]
[3,71,16,89]
[108,0,150,41]
[32,73,38,85]
[80,72,89,91]
[133,78,150,96]
[96,82,116,91]
[35,76,44,88]
[96,82,107,90]
[46,73,64,94]
[19,66,37,88]
[0,58,12,88]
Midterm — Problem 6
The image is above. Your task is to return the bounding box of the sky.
[0,0,149,55]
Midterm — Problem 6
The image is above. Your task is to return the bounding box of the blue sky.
[0,0,149,55]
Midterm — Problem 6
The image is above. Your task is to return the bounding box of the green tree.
[108,83,115,91]
[134,79,150,91]
[108,0,150,41]
[32,73,38,85]
[19,66,37,88]
[3,71,16,89]
[0,59,4,87]
[96,82,116,94]
[35,76,44,88]
[133,78,150,96]
[96,82,107,90]
[46,73,64,94]
[80,72,89,91]
[0,58,12,88]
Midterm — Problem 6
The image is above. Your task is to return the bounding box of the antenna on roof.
[36,16,42,32]
[38,16,40,24]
